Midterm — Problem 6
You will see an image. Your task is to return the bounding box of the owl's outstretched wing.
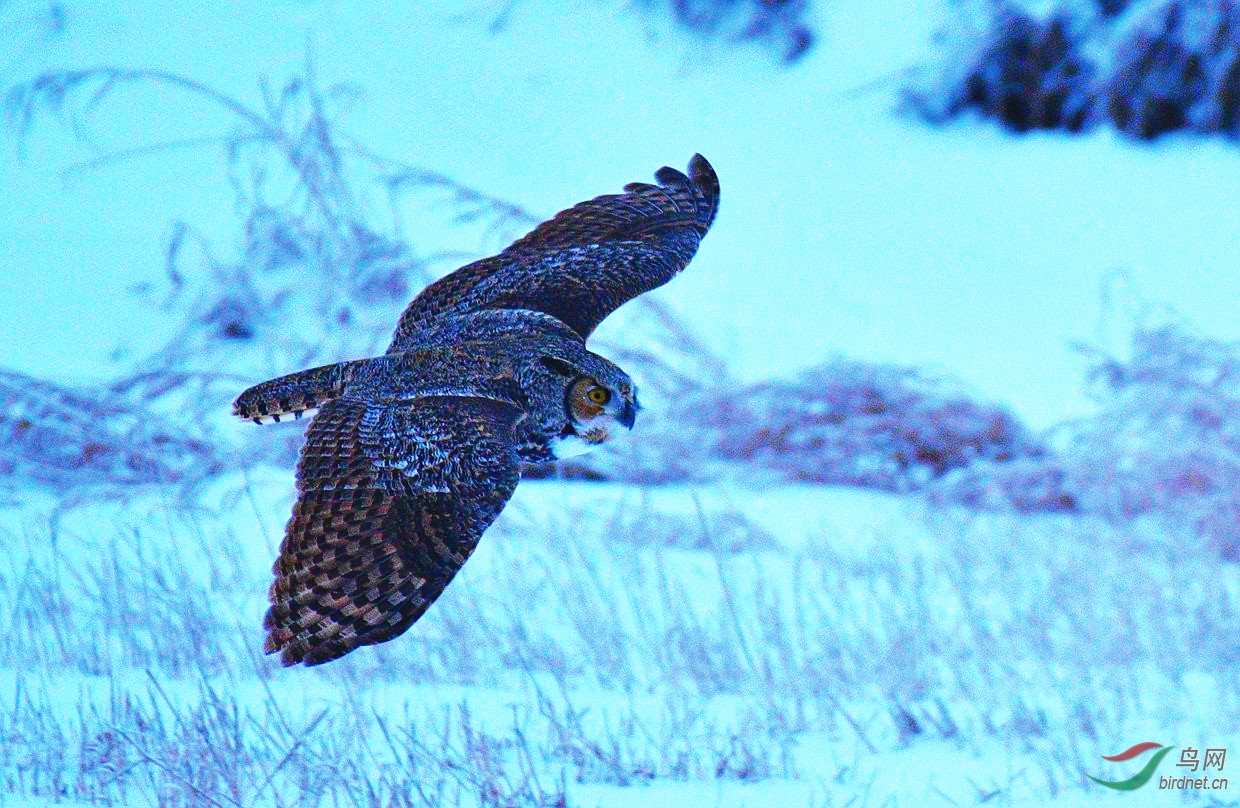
[264,395,521,666]
[390,154,719,349]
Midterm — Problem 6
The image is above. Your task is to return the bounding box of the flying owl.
[232,155,719,666]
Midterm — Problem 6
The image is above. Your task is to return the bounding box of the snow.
[9,1,1240,427]
[2,0,1239,805]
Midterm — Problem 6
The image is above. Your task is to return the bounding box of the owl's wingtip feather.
[645,153,719,232]
[265,632,321,667]
[687,153,719,226]
[688,154,716,193]
[263,634,299,667]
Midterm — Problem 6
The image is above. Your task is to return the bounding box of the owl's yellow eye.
[586,387,611,405]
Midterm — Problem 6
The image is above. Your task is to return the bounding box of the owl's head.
[539,354,640,459]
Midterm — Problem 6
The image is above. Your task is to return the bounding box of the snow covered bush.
[0,369,226,502]
[916,5,1096,133]
[910,0,1240,140]
[593,0,816,63]
[651,0,816,62]
[571,358,1044,492]
[492,0,815,62]
[932,323,1240,561]
[692,360,1042,491]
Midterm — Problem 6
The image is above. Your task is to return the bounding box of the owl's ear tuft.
[540,356,577,377]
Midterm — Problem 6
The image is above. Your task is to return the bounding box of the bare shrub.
[6,63,537,384]
[700,361,1039,491]
[3,63,543,491]
[0,368,226,502]
[932,323,1240,561]
[1066,323,1240,560]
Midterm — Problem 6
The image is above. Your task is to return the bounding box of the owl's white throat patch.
[549,432,597,459]
[550,425,611,459]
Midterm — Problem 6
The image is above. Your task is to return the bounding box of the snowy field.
[2,0,1239,806]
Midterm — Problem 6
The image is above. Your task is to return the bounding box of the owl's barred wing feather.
[389,154,719,348]
[232,358,369,424]
[264,395,522,666]
[503,154,719,255]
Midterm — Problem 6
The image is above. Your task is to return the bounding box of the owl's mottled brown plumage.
[389,153,719,347]
[234,155,719,666]
[264,394,520,666]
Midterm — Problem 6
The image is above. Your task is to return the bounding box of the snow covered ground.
[3,473,1235,806]
[2,0,1239,805]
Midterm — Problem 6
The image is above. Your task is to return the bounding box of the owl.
[233,155,719,666]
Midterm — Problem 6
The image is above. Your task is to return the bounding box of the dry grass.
[0,368,228,507]
[1,62,539,495]
[3,477,1235,804]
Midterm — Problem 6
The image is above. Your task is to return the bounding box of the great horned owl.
[233,155,719,666]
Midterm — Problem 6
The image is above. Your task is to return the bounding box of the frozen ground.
[1,0,1239,805]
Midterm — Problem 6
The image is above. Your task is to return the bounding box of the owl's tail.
[232,358,369,425]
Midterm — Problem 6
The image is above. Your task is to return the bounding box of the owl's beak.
[618,400,637,430]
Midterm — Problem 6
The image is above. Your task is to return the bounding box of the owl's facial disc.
[552,378,639,458]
